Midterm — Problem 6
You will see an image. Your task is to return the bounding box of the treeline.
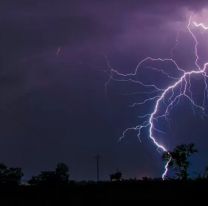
[0,143,208,186]
[0,163,70,186]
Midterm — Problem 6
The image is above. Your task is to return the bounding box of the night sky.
[1,0,208,181]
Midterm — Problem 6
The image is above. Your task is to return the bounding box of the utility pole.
[95,154,101,182]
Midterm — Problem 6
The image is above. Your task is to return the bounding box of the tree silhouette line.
[0,143,208,186]
[28,163,70,186]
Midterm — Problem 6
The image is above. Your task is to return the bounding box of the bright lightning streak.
[193,21,208,30]
[107,16,208,180]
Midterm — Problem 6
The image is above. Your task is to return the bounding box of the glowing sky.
[1,0,208,180]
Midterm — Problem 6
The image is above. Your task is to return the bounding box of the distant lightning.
[170,30,180,59]
[107,16,208,179]
[56,47,62,56]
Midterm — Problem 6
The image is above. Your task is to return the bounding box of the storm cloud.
[1,0,208,180]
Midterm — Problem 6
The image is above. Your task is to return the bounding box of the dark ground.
[0,180,207,205]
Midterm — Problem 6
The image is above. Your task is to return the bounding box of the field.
[0,180,207,205]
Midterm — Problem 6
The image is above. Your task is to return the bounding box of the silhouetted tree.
[0,163,23,185]
[162,143,197,180]
[203,166,208,179]
[29,163,69,186]
[110,170,122,181]
[55,163,69,183]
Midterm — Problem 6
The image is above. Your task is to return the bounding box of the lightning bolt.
[106,16,208,180]
[193,21,208,30]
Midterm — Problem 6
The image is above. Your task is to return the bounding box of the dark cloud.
[1,0,208,180]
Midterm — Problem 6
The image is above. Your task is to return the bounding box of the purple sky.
[1,0,208,180]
